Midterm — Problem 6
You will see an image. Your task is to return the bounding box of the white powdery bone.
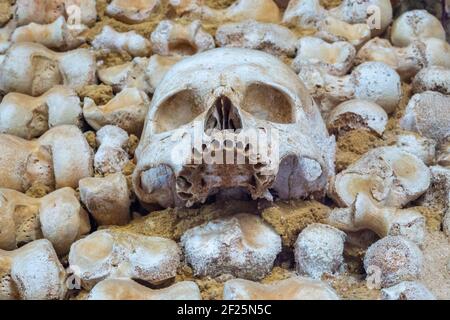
[181,213,281,280]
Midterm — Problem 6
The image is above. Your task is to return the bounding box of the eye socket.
[153,90,203,133]
[241,83,295,124]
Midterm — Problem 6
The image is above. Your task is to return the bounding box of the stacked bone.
[0,0,449,300]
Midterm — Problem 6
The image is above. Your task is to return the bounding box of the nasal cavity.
[205,96,242,132]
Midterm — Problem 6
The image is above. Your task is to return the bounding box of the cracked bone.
[329,146,431,208]
[381,281,435,300]
[388,131,436,166]
[223,277,340,300]
[93,126,131,175]
[181,214,282,280]
[326,99,388,137]
[400,91,450,144]
[283,0,392,46]
[83,88,150,136]
[355,38,450,80]
[294,223,346,279]
[328,193,426,245]
[391,10,446,47]
[0,239,66,300]
[168,0,281,23]
[0,42,96,96]
[15,0,97,27]
[0,86,82,139]
[98,55,183,94]
[133,48,335,208]
[106,0,160,24]
[10,16,87,51]
[87,279,201,300]
[79,173,130,226]
[299,61,402,114]
[215,20,296,58]
[0,125,93,192]
[292,37,355,76]
[364,235,423,288]
[151,20,215,56]
[412,66,450,95]
[0,187,90,255]
[92,26,152,58]
[68,229,181,289]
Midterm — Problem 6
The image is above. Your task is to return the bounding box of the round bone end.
[294,223,346,279]
[364,235,423,288]
[223,276,340,300]
[181,213,282,280]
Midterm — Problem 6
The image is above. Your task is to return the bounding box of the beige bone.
[0,86,82,139]
[0,125,93,192]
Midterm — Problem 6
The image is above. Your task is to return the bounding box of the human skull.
[133,48,335,208]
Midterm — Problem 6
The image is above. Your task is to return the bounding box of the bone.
[39,188,91,255]
[106,0,160,24]
[92,26,152,57]
[283,0,392,45]
[215,20,296,57]
[83,88,150,136]
[326,99,388,137]
[93,125,131,175]
[0,239,66,300]
[299,61,402,114]
[438,140,450,168]
[0,125,93,192]
[98,55,183,94]
[0,187,90,255]
[68,229,181,289]
[412,66,450,95]
[387,131,436,166]
[294,223,346,279]
[381,281,436,300]
[0,42,96,96]
[15,0,97,27]
[87,279,201,300]
[327,193,426,246]
[391,10,446,47]
[11,16,87,50]
[0,86,82,139]
[329,146,431,208]
[292,37,355,76]
[223,277,340,300]
[313,16,371,48]
[79,173,130,226]
[134,48,335,208]
[364,236,423,288]
[181,214,282,280]
[328,0,393,34]
[355,38,450,80]
[169,0,281,23]
[400,91,450,144]
[151,20,215,56]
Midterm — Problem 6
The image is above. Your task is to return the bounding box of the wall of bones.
[0,0,449,300]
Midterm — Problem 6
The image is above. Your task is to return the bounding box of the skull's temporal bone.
[133,48,336,208]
